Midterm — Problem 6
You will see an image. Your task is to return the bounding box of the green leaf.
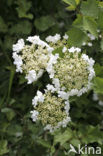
[67,27,88,47]
[75,0,80,5]
[84,126,103,144]
[16,0,33,19]
[93,77,103,94]
[34,16,55,31]
[7,124,23,137]
[98,9,103,30]
[9,21,32,35]
[70,139,80,147]
[0,140,9,155]
[94,64,103,77]
[1,108,16,121]
[83,16,98,38]
[52,46,64,58]
[0,16,8,33]
[37,139,51,148]
[54,128,73,145]
[63,0,76,11]
[80,0,99,18]
[73,14,83,29]
[66,5,76,11]
[62,0,76,6]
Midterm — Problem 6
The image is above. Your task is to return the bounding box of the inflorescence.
[12,33,95,132]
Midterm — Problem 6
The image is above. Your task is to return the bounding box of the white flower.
[46,54,59,78]
[46,34,61,43]
[27,35,40,43]
[52,78,60,90]
[13,39,24,53]
[63,34,69,40]
[68,47,81,53]
[76,47,81,53]
[48,54,59,64]
[25,70,37,84]
[88,42,92,47]
[64,100,70,114]
[69,89,79,96]
[58,91,69,100]
[88,33,95,40]
[47,47,54,53]
[82,54,95,82]
[12,52,23,73]
[44,116,71,132]
[46,63,54,78]
[81,54,89,61]
[31,110,39,122]
[46,84,56,93]
[27,36,49,48]
[62,46,67,53]
[88,68,95,81]
[77,87,87,96]
[32,91,44,107]
[44,124,53,132]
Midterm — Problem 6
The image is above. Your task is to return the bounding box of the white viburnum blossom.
[25,70,37,84]
[68,47,81,53]
[13,39,25,53]
[31,90,71,132]
[46,34,61,43]
[49,50,95,97]
[32,91,44,107]
[46,84,56,93]
[62,46,67,53]
[46,54,59,78]
[58,91,69,100]
[26,35,49,48]
[12,52,23,73]
[30,110,39,122]
[63,34,69,40]
[12,35,58,84]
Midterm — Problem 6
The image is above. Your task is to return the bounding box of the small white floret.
[13,39,25,53]
[31,110,39,122]
[63,34,69,40]
[25,70,37,84]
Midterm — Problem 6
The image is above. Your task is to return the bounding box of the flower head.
[31,90,71,132]
[48,49,95,97]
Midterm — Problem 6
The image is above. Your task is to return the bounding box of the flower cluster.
[31,90,71,132]
[47,47,95,99]
[12,34,68,84]
[12,33,95,132]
